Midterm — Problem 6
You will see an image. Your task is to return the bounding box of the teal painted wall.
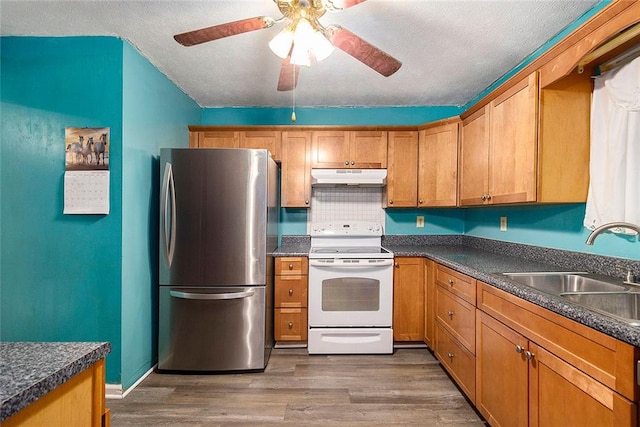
[386,209,465,235]
[0,37,124,382]
[121,43,200,388]
[0,36,200,388]
[202,106,464,126]
[465,204,640,261]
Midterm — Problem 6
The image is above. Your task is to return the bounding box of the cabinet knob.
[525,351,535,361]
[447,352,455,360]
[447,310,454,318]
[448,279,454,285]
[418,199,424,204]
[515,345,524,354]
[345,161,349,165]
[389,200,394,205]
[351,161,355,165]
[394,262,399,268]
[288,289,294,296]
[288,322,293,329]
[288,264,294,270]
[486,194,492,200]
[305,200,309,205]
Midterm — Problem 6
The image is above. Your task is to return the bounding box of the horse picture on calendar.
[65,127,110,171]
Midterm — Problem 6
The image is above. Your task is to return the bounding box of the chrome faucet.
[585,222,640,245]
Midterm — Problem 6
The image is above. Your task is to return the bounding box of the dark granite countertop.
[0,341,111,422]
[274,234,640,347]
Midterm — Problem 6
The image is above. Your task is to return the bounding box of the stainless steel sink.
[502,272,629,294]
[561,292,640,326]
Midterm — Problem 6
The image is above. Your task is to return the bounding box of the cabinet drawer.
[436,265,476,305]
[435,285,476,353]
[275,257,308,276]
[435,322,476,403]
[275,275,308,308]
[275,308,308,341]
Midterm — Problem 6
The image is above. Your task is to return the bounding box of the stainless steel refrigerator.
[158,148,278,372]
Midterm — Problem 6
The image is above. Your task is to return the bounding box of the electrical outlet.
[416,216,425,228]
[500,216,508,231]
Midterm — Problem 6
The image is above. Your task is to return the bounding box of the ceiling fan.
[174,0,402,91]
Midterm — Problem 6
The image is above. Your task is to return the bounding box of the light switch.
[416,216,425,228]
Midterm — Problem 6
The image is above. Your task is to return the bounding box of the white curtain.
[584,56,640,233]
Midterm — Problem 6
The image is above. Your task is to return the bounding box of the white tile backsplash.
[309,187,385,231]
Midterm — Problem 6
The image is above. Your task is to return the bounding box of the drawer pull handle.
[447,352,455,360]
[448,279,454,285]
[525,351,535,361]
[288,289,294,296]
[288,322,293,329]
[288,264,294,270]
[447,310,454,318]
[515,345,524,354]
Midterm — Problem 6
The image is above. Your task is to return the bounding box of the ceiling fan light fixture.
[268,27,294,58]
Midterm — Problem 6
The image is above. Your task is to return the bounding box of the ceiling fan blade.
[277,56,300,91]
[326,26,402,77]
[174,17,272,47]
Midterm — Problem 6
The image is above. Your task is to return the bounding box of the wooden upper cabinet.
[190,130,281,161]
[281,131,312,208]
[239,131,281,161]
[349,131,387,168]
[310,130,387,168]
[310,131,351,168]
[196,130,239,148]
[489,72,538,204]
[459,73,537,206]
[459,70,590,206]
[460,107,490,206]
[386,131,418,207]
[418,121,459,207]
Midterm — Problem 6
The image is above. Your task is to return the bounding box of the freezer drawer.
[158,286,270,371]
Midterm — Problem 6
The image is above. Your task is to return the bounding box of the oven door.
[308,258,393,327]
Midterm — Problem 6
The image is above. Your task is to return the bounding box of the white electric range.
[307,221,394,354]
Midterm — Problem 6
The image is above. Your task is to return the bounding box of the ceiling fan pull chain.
[291,64,297,122]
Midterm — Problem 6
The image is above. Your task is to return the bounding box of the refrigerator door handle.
[161,162,176,267]
[169,290,256,300]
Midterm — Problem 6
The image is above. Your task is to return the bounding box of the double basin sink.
[502,272,640,326]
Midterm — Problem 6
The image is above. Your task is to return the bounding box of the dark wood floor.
[108,348,486,426]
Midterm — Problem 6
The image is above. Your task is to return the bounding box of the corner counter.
[0,342,111,426]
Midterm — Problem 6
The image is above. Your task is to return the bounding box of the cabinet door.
[418,122,459,207]
[239,130,281,161]
[310,131,350,168]
[488,72,538,204]
[349,131,387,168]
[393,257,424,341]
[198,131,239,148]
[281,132,311,208]
[423,259,435,348]
[529,342,637,427]
[459,106,490,206]
[476,311,529,427]
[386,131,418,207]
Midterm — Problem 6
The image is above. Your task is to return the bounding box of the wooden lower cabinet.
[531,342,636,427]
[274,257,308,343]
[476,311,529,427]
[476,284,638,427]
[393,257,424,341]
[4,359,108,427]
[435,322,476,403]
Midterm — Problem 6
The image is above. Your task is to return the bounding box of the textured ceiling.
[1,0,600,108]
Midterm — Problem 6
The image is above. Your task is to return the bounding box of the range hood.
[311,169,387,187]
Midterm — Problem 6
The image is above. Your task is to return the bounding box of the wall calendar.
[63,127,110,214]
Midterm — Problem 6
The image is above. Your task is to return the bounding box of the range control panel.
[310,221,383,237]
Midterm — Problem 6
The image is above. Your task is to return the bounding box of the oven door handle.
[309,259,394,267]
